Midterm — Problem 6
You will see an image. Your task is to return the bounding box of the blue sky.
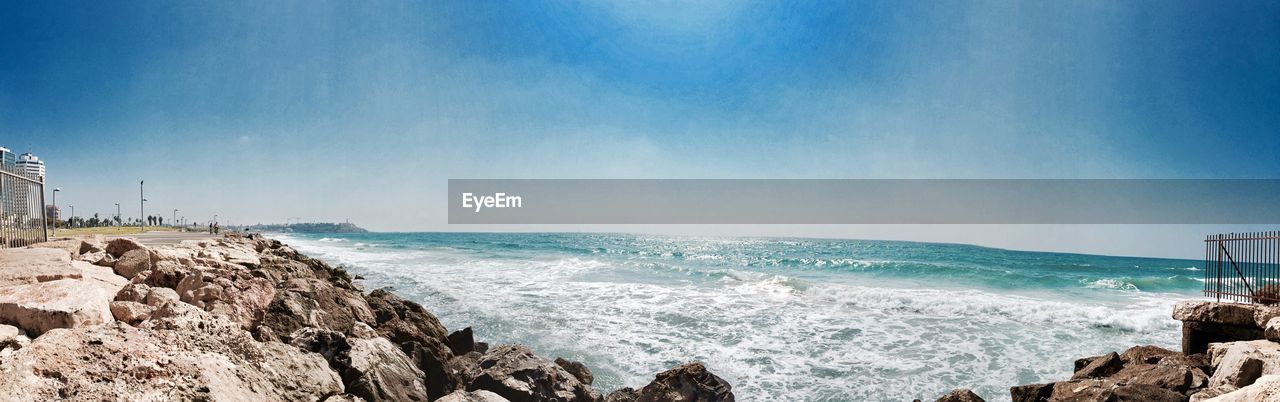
[2,1,1278,258]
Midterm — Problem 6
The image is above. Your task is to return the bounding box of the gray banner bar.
[447,179,1280,224]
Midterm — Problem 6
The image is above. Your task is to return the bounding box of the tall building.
[0,147,14,173]
[15,152,44,180]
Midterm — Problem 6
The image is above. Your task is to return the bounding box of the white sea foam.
[284,235,1185,402]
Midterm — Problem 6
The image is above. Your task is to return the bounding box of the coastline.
[3,232,1279,401]
[0,233,735,401]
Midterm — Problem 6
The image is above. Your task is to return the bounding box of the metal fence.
[0,168,47,248]
[1205,232,1280,304]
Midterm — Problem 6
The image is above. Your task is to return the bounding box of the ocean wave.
[317,237,346,242]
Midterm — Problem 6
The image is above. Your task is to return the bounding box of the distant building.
[0,147,15,172]
[15,152,44,180]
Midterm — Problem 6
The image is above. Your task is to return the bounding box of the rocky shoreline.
[0,234,735,401]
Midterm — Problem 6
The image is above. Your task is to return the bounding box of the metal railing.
[1205,232,1280,304]
[0,168,47,248]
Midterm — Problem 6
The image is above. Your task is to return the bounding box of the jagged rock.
[1208,340,1280,388]
[75,261,128,288]
[261,278,374,339]
[0,278,118,336]
[1266,317,1280,342]
[324,394,371,402]
[253,325,279,342]
[634,362,733,402]
[104,237,144,259]
[1203,375,1280,401]
[437,390,511,402]
[113,248,153,279]
[0,292,342,402]
[408,338,466,399]
[555,357,594,385]
[935,388,984,402]
[1109,361,1203,393]
[366,288,449,345]
[1073,352,1124,379]
[605,388,638,402]
[0,247,82,286]
[449,327,477,355]
[1189,385,1238,402]
[291,327,430,402]
[345,336,430,402]
[109,301,154,324]
[0,324,24,350]
[1120,345,1178,365]
[1174,301,1259,326]
[467,344,602,402]
[1010,382,1053,402]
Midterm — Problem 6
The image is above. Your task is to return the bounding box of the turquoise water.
[278,232,1204,402]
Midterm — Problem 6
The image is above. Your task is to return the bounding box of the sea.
[276,232,1205,402]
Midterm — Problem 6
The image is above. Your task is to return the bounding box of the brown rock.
[1119,345,1178,365]
[291,327,430,402]
[437,390,510,402]
[104,237,144,258]
[635,362,733,402]
[1072,351,1124,379]
[605,388,638,402]
[109,300,154,324]
[113,248,153,279]
[555,357,594,386]
[1200,375,1280,401]
[934,388,984,402]
[467,344,602,402]
[1009,382,1053,402]
[261,278,374,339]
[1266,317,1280,342]
[28,239,87,257]
[1174,301,1258,327]
[1189,385,1238,402]
[449,326,477,355]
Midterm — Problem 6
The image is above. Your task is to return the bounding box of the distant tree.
[158,216,164,226]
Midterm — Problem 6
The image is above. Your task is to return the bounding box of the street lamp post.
[68,205,74,228]
[139,180,145,230]
[173,209,179,230]
[52,188,60,233]
[114,203,120,227]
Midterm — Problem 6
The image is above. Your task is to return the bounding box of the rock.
[634,362,733,402]
[366,287,449,346]
[1110,362,1202,393]
[104,237,144,258]
[75,261,128,288]
[605,388,639,402]
[261,278,374,339]
[0,247,82,286]
[1266,317,1280,342]
[1105,383,1188,402]
[467,344,602,402]
[28,239,87,257]
[1075,354,1105,372]
[1208,340,1280,388]
[554,357,594,385]
[1189,385,1238,402]
[113,248,153,279]
[0,278,117,336]
[343,336,430,402]
[291,327,430,402]
[324,394,371,402]
[934,388,984,402]
[1010,383,1054,402]
[109,301,154,324]
[437,390,511,402]
[0,324,23,349]
[1202,375,1280,401]
[1120,345,1178,365]
[449,327,477,355]
[1073,351,1124,379]
[1175,301,1259,326]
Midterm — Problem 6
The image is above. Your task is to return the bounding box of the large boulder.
[1201,375,1280,401]
[260,277,374,339]
[27,239,88,258]
[467,344,602,402]
[366,288,449,345]
[935,388,984,402]
[291,326,430,402]
[113,248,153,279]
[437,390,511,402]
[0,278,118,336]
[1208,340,1280,388]
[555,357,594,386]
[1073,352,1124,379]
[634,362,733,402]
[104,237,144,259]
[0,313,343,401]
[0,247,82,286]
[1175,301,1266,354]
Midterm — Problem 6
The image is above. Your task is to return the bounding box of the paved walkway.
[119,231,220,246]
